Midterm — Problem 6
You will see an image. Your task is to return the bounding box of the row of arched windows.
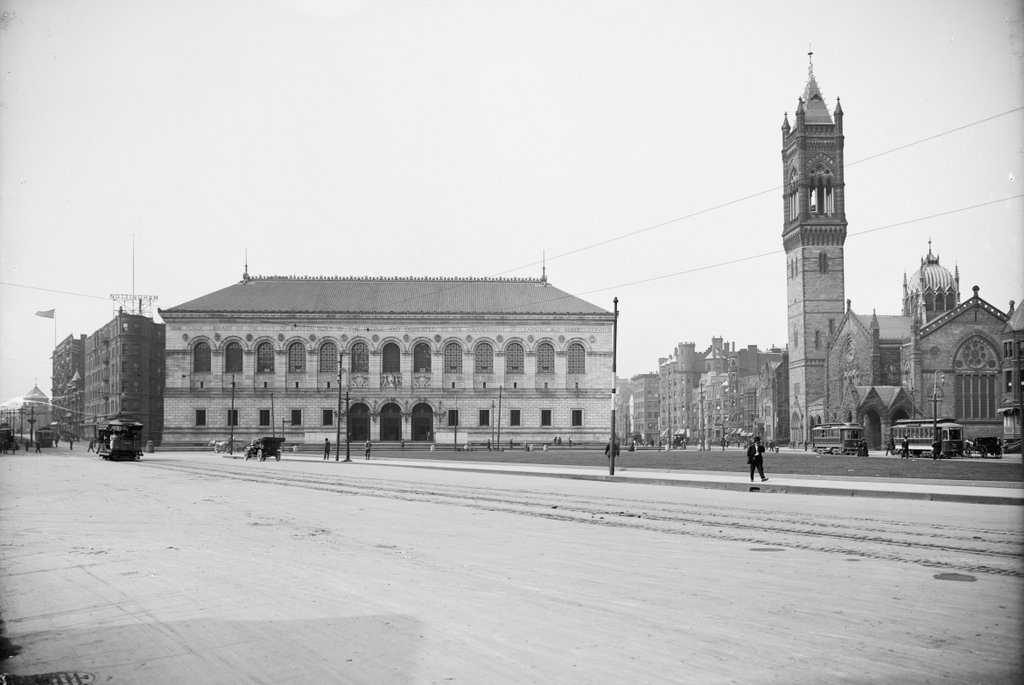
[193,340,587,375]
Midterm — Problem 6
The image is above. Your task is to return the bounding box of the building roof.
[1005,302,1024,333]
[907,244,957,293]
[853,313,912,341]
[802,70,834,125]
[161,276,611,317]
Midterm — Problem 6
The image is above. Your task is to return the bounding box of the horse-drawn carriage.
[243,436,286,462]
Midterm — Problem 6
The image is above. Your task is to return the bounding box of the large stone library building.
[159,274,615,447]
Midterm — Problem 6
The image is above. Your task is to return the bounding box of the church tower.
[781,54,847,444]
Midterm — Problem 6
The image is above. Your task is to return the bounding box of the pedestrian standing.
[323,438,331,461]
[69,437,74,451]
[364,439,371,460]
[87,439,95,453]
[901,436,910,458]
[747,436,768,482]
[35,440,42,453]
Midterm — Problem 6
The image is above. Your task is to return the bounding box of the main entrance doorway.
[380,403,402,441]
[411,403,434,441]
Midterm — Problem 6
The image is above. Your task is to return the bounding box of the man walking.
[901,436,910,458]
[323,438,331,461]
[748,436,768,482]
[364,439,372,460]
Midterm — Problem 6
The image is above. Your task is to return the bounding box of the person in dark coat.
[748,436,768,482]
[323,438,331,461]
[901,437,910,458]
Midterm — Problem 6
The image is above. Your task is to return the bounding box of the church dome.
[906,246,956,294]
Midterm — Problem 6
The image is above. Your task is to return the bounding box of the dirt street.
[1,452,1021,684]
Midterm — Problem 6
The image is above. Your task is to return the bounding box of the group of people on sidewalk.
[322,438,373,461]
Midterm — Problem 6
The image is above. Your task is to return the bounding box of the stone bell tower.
[781,53,848,444]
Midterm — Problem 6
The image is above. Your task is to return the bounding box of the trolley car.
[35,427,55,448]
[0,423,14,452]
[810,423,863,455]
[890,418,964,458]
[97,414,145,461]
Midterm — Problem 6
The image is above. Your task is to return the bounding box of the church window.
[506,342,524,374]
[818,251,828,274]
[256,342,274,373]
[828,319,835,337]
[319,342,338,373]
[444,342,463,373]
[809,164,834,216]
[475,342,493,373]
[224,342,243,373]
[815,330,821,349]
[567,343,586,374]
[351,342,369,373]
[537,343,555,374]
[793,326,799,348]
[953,336,999,419]
[287,342,305,373]
[193,342,211,373]
[382,343,400,373]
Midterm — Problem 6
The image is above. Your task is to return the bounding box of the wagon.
[244,437,286,461]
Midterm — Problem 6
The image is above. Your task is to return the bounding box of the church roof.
[161,276,611,317]
[853,313,912,341]
[802,71,834,125]
[907,244,957,293]
[1005,302,1024,333]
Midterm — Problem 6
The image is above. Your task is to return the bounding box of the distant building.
[51,334,86,439]
[0,385,53,443]
[629,373,660,444]
[658,343,700,444]
[999,303,1023,444]
[159,275,615,447]
[83,310,166,444]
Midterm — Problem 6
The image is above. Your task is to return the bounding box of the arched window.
[818,251,828,274]
[287,342,305,373]
[256,342,274,373]
[954,336,999,420]
[319,342,338,373]
[444,342,462,373]
[381,342,400,373]
[536,342,554,374]
[474,342,493,373]
[193,342,211,373]
[351,342,369,373]
[506,342,524,374]
[414,343,432,373]
[567,343,585,374]
[224,342,243,374]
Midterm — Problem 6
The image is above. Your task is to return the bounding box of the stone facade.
[159,276,615,447]
[781,60,848,445]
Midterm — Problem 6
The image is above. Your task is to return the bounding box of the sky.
[1,0,1022,404]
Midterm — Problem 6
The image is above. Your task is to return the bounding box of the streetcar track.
[139,460,1024,577]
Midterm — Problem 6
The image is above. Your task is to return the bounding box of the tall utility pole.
[336,352,343,461]
[229,375,236,454]
[609,297,619,476]
[496,385,503,450]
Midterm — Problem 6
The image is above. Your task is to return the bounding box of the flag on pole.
[35,309,55,319]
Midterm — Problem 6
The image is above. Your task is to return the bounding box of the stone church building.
[782,59,1013,447]
[159,275,615,448]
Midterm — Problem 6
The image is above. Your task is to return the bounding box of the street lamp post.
[490,400,495,449]
[28,405,36,448]
[496,386,502,451]
[609,297,619,476]
[931,370,945,457]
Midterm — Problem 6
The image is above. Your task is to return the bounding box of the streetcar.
[890,418,964,458]
[0,423,14,452]
[810,423,863,455]
[97,414,145,461]
[35,427,55,448]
